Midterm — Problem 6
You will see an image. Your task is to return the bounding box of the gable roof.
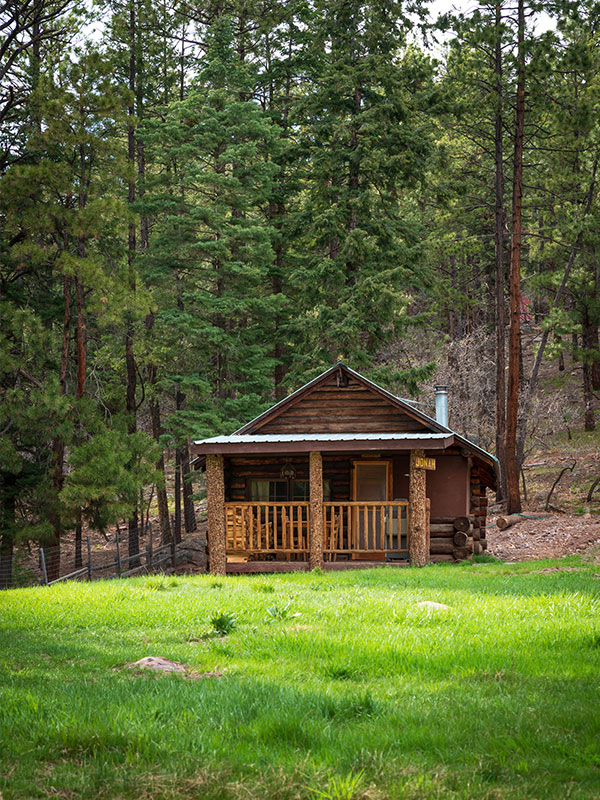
[192,364,498,486]
[235,363,443,435]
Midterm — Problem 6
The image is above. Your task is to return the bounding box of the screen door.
[353,462,389,549]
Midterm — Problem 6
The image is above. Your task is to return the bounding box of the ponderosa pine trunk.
[505,0,525,515]
[48,274,72,581]
[181,442,196,533]
[126,0,140,566]
[0,474,16,589]
[583,311,597,431]
[494,1,507,501]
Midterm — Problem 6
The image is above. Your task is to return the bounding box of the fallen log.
[496,514,525,530]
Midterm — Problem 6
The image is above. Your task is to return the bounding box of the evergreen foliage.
[1,0,599,580]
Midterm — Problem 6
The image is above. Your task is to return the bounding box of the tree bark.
[309,451,323,570]
[181,442,196,533]
[494,1,507,500]
[206,454,226,575]
[583,312,597,431]
[409,450,429,566]
[126,0,140,566]
[0,474,16,589]
[48,274,72,581]
[505,0,525,515]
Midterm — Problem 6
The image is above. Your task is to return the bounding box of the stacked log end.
[428,519,474,563]
[470,467,488,555]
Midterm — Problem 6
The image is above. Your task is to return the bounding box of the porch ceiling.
[191,432,455,455]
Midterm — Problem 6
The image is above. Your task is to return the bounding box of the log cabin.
[191,364,498,574]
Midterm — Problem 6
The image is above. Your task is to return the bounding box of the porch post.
[409,449,429,566]
[206,453,226,576]
[309,451,323,570]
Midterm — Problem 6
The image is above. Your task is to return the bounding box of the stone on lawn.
[126,656,186,673]
[416,600,451,610]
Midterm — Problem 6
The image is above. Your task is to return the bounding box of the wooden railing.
[226,502,309,553]
[225,501,409,556]
[324,502,409,555]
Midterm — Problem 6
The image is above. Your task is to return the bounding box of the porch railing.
[324,502,409,555]
[225,501,409,557]
[225,502,309,553]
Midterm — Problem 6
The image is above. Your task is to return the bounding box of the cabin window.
[248,478,331,501]
[249,480,287,502]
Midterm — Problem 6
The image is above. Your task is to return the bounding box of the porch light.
[280,461,296,480]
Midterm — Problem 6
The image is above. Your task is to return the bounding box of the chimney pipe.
[434,385,449,428]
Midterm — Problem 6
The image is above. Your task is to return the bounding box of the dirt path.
[487,513,600,561]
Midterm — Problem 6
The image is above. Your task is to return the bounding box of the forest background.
[1,0,599,584]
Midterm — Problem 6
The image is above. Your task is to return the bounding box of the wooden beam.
[409,449,428,566]
[309,451,323,570]
[206,453,226,575]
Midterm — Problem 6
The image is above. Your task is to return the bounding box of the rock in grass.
[416,601,451,610]
[126,656,187,673]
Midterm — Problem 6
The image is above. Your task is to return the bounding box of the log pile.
[470,466,488,554]
[428,518,473,562]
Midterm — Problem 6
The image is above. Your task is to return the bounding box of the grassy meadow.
[1,559,600,799]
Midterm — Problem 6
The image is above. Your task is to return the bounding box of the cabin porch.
[200,446,442,574]
[224,499,410,563]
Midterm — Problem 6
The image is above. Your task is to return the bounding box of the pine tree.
[291,0,436,377]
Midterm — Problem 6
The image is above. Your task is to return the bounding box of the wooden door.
[353,461,390,553]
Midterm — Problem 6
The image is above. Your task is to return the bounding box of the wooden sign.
[415,456,436,471]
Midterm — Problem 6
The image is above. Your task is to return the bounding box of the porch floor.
[226,560,410,574]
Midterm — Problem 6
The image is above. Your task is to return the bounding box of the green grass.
[1,560,600,799]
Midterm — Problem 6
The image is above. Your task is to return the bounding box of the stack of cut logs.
[429,517,473,562]
[470,466,488,555]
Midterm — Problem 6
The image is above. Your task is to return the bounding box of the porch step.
[225,560,410,574]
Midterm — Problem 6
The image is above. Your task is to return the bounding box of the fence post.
[87,536,93,581]
[171,527,176,569]
[115,530,122,577]
[147,521,153,569]
[40,548,48,586]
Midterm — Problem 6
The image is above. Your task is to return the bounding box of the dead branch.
[545,461,576,511]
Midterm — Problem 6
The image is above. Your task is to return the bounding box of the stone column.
[206,453,226,575]
[309,451,323,570]
[409,449,429,566]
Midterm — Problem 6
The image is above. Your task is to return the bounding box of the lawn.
[1,559,600,800]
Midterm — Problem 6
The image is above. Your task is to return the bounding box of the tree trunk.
[126,0,140,566]
[0,474,16,589]
[494,1,507,500]
[583,312,597,431]
[505,0,525,515]
[174,447,182,545]
[590,322,600,391]
[48,274,72,581]
[181,441,196,533]
[74,516,82,569]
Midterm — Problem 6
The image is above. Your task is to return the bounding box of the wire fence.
[0,521,206,590]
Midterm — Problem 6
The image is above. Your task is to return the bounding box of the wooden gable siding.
[251,373,433,435]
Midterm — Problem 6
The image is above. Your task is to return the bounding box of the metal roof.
[194,432,451,445]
